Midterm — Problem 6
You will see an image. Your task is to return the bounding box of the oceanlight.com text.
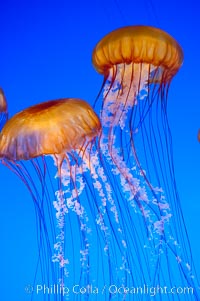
[25,283,194,297]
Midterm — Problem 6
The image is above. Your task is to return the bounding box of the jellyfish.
[0,97,120,300]
[0,26,199,301]
[198,129,200,142]
[91,26,200,299]
[0,88,8,130]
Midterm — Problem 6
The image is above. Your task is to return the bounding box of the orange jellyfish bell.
[0,88,8,113]
[0,88,8,130]
[92,26,184,130]
[0,98,101,160]
[92,25,183,83]
[198,129,200,142]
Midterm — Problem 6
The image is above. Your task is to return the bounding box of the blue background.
[0,0,199,299]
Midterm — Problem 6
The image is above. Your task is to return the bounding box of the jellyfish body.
[0,88,8,131]
[0,98,100,160]
[92,26,200,299]
[0,98,118,300]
